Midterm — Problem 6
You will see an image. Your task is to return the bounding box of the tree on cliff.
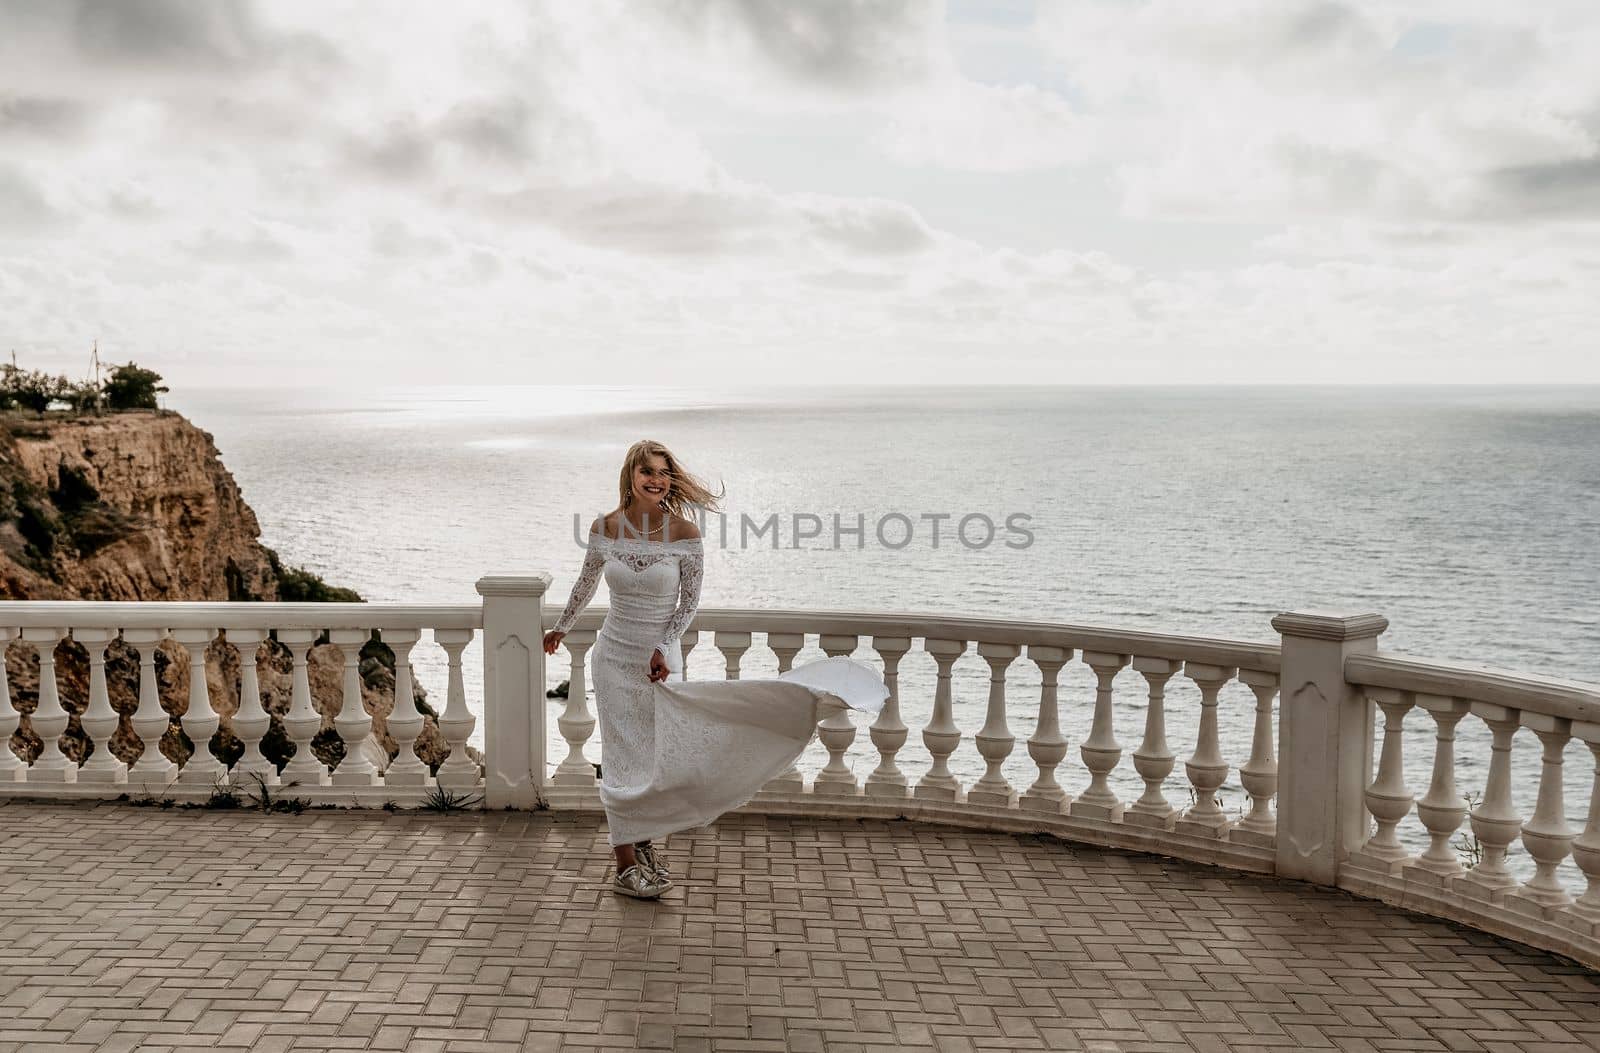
[103,362,169,411]
[0,365,70,416]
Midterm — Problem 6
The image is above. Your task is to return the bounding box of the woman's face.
[631,453,671,510]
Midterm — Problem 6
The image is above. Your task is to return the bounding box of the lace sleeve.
[553,537,605,634]
[658,539,704,653]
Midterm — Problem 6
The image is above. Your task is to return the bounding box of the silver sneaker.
[612,863,665,900]
[635,841,672,890]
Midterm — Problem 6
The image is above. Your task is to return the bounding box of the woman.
[542,440,888,900]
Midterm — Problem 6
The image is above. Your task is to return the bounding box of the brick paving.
[1,802,1597,1052]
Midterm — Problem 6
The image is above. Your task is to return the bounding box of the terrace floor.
[0,802,1597,1053]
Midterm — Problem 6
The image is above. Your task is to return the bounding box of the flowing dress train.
[552,530,887,846]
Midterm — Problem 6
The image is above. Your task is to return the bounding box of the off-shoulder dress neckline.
[591,532,704,550]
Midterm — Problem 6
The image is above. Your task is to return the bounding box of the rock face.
[0,411,278,602]
[0,411,454,776]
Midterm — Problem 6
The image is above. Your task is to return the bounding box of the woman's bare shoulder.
[590,511,623,539]
[667,515,702,542]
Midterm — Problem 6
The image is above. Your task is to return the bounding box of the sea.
[167,385,1600,880]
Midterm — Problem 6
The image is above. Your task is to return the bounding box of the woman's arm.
[552,530,606,635]
[658,537,705,655]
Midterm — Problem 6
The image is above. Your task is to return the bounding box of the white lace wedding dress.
[552,530,887,847]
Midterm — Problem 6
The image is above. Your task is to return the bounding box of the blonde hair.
[618,439,724,519]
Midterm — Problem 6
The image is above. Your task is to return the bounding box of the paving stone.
[0,802,1596,1051]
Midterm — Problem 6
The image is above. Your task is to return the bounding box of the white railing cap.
[552,605,1282,672]
[0,601,483,632]
[1347,651,1600,723]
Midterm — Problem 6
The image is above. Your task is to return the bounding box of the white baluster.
[1349,688,1414,873]
[968,642,1019,808]
[0,628,24,782]
[551,630,595,786]
[1074,652,1129,821]
[228,629,275,786]
[380,629,428,787]
[812,634,861,795]
[21,627,73,783]
[1020,645,1072,814]
[173,629,224,787]
[1457,704,1522,902]
[1403,694,1470,886]
[328,629,377,786]
[1126,657,1180,830]
[1177,663,1237,836]
[1566,721,1600,934]
[914,639,966,802]
[124,628,176,789]
[1508,714,1575,916]
[864,636,912,799]
[714,631,751,680]
[435,628,478,788]
[1231,669,1279,846]
[278,629,329,786]
[679,629,699,670]
[71,629,124,785]
[760,632,807,796]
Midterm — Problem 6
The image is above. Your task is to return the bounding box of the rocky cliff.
[1,411,452,777]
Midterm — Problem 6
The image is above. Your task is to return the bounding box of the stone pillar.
[1271,611,1388,885]
[476,574,551,809]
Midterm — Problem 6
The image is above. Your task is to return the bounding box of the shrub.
[102,362,168,411]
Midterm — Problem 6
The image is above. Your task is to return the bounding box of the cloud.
[1487,158,1600,219]
[1034,0,1600,222]
[0,164,71,234]
[649,0,942,93]
[184,225,296,265]
[68,0,265,71]
[0,95,92,139]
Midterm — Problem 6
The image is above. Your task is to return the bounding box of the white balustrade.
[1457,703,1522,901]
[863,636,911,799]
[968,642,1020,808]
[1569,721,1600,933]
[381,629,429,787]
[914,639,966,802]
[552,630,596,786]
[760,632,806,796]
[173,629,224,786]
[812,634,861,795]
[278,629,328,785]
[1233,669,1278,846]
[715,631,751,680]
[228,629,274,786]
[0,628,23,782]
[1351,687,1414,873]
[1075,652,1129,821]
[124,628,176,789]
[5,594,1600,972]
[74,629,125,785]
[1127,656,1180,830]
[329,629,377,786]
[1020,645,1071,814]
[1403,694,1470,886]
[1509,714,1575,915]
[22,627,72,783]
[1177,663,1236,836]
[434,628,478,787]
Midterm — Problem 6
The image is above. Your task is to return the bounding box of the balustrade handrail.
[0,601,483,631]
[551,605,1282,672]
[1346,650,1600,723]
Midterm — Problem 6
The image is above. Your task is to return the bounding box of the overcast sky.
[2,0,1597,387]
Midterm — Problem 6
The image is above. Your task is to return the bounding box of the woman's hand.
[542,630,566,655]
[648,648,670,683]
